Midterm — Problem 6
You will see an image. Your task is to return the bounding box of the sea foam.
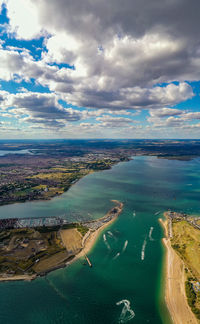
[116,299,135,323]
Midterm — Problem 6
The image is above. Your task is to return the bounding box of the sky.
[0,0,200,139]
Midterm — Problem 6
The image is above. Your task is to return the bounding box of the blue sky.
[0,0,200,139]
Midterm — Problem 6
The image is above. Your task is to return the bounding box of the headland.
[0,200,123,282]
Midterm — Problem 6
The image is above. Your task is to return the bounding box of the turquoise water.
[0,156,200,323]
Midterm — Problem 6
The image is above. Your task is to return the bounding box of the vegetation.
[0,158,119,206]
[185,279,200,319]
[76,224,89,236]
[171,220,200,319]
[0,227,66,276]
[171,220,200,280]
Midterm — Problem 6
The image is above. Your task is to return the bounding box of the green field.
[171,220,200,319]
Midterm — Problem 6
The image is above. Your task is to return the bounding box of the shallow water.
[0,156,200,323]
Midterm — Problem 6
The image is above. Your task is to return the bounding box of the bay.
[0,156,200,323]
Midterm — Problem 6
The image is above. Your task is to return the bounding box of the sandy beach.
[159,218,198,324]
[0,274,36,282]
[67,202,123,265]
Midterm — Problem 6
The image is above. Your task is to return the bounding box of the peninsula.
[0,200,123,282]
[160,211,200,324]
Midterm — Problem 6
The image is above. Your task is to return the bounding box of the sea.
[0,155,200,324]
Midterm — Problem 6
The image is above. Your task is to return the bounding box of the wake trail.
[107,230,116,240]
[141,237,147,261]
[116,299,135,323]
[45,278,68,303]
[148,227,154,241]
[113,252,120,260]
[122,240,128,253]
[154,210,161,216]
[103,234,111,251]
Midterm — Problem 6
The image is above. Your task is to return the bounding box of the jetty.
[85,254,92,267]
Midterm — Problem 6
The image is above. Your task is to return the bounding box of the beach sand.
[0,274,36,282]
[66,207,120,265]
[159,218,198,324]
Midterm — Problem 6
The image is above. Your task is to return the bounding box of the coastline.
[65,200,123,266]
[0,201,123,283]
[159,217,198,324]
[0,274,36,282]
[0,156,131,208]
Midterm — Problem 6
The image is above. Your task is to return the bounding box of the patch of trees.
[185,280,200,319]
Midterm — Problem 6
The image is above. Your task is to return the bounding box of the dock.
[85,254,92,267]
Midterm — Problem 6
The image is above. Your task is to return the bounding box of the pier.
[85,254,92,267]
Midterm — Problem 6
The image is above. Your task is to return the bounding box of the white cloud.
[1,0,200,137]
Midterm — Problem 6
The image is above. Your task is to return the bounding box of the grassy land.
[0,223,89,277]
[0,159,117,206]
[0,228,66,276]
[171,220,200,279]
[171,220,200,319]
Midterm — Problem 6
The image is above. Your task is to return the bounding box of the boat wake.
[132,211,136,218]
[107,230,116,240]
[122,240,128,253]
[148,227,154,241]
[113,252,120,260]
[141,238,147,261]
[45,278,68,302]
[103,234,111,251]
[154,211,161,216]
[116,299,135,323]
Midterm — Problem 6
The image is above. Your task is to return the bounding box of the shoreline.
[159,217,198,324]
[67,200,123,266]
[0,201,123,283]
[0,157,131,208]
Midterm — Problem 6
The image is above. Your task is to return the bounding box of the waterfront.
[0,156,200,323]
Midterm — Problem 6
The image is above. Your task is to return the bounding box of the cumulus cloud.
[149,108,184,118]
[1,92,82,127]
[96,115,135,127]
[0,0,200,137]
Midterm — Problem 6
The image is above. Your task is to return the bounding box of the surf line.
[141,237,147,261]
[116,299,135,323]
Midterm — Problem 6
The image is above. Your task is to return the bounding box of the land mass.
[2,139,200,206]
[0,200,123,282]
[160,211,200,324]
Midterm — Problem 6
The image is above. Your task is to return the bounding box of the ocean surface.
[0,156,200,324]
